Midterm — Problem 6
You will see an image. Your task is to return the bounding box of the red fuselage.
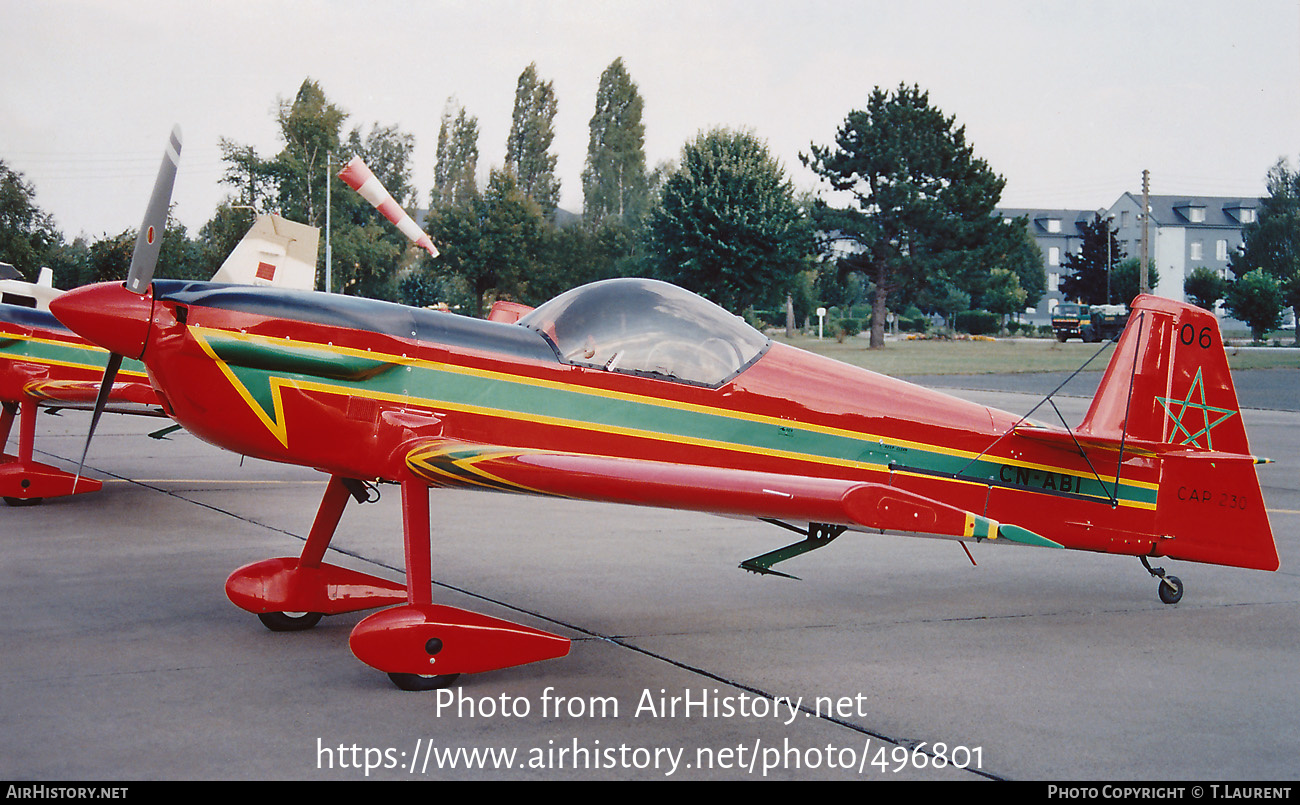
[51,279,1170,563]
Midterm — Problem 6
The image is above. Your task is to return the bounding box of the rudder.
[1078,295,1276,571]
[1078,295,1250,454]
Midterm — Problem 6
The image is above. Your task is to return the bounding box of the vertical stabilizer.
[1077,295,1251,455]
[1079,295,1276,570]
[210,214,319,290]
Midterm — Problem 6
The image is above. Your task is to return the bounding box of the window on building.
[1121,210,1130,227]
[1049,272,1060,291]
[1241,209,1255,223]
[1216,239,1228,261]
[1048,246,1060,266]
[1190,240,1203,260]
[1046,219,1061,233]
[1189,207,1206,223]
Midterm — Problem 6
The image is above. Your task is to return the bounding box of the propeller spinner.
[49,126,183,484]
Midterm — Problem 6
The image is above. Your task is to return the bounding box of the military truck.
[1051,303,1129,342]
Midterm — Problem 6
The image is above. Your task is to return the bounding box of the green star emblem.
[1155,367,1238,450]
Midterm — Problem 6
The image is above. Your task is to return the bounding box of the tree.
[273,78,346,228]
[1059,213,1124,305]
[644,129,813,313]
[44,236,94,290]
[506,63,561,215]
[154,217,206,281]
[1110,258,1159,307]
[206,79,423,297]
[196,202,260,277]
[347,123,416,209]
[432,99,480,208]
[1184,266,1229,311]
[982,268,1027,330]
[424,169,546,316]
[1225,269,1283,343]
[803,84,1007,348]
[582,58,648,224]
[984,219,1047,309]
[86,230,134,284]
[217,139,277,213]
[0,161,60,281]
[915,280,970,334]
[1232,157,1300,343]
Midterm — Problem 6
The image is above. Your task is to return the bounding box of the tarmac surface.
[2,372,1298,781]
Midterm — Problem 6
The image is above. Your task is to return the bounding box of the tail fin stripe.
[1113,310,1144,504]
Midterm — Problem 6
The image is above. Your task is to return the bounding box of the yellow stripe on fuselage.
[187,327,1156,508]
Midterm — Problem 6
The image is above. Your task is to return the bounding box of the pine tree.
[804,84,1006,348]
[582,58,648,224]
[1059,213,1124,305]
[505,63,560,215]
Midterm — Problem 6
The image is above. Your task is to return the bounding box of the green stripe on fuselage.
[0,328,146,377]
[207,331,1156,510]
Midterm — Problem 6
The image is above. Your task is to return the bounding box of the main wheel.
[1158,575,1184,605]
[388,672,461,691]
[4,496,43,507]
[257,610,324,631]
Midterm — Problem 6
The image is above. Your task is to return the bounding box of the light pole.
[324,152,332,294]
[1105,212,1113,304]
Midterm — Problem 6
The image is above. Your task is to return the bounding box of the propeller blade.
[338,155,439,257]
[75,353,122,484]
[125,125,183,293]
[74,125,182,483]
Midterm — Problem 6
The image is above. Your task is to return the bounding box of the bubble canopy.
[518,278,770,387]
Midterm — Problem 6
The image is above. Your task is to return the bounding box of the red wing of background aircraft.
[49,133,1278,691]
[0,129,318,505]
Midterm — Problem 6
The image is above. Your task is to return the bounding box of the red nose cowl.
[50,282,155,359]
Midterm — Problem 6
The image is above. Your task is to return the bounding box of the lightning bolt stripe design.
[405,443,555,495]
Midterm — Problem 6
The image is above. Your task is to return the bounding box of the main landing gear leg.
[225,475,407,629]
[1,399,102,505]
[348,478,570,691]
[1140,556,1184,605]
[378,481,458,692]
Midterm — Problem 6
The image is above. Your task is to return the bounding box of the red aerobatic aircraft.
[49,134,1278,691]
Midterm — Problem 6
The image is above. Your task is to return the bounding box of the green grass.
[772,334,1300,375]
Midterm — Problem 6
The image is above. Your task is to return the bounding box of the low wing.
[404,440,1060,548]
[23,378,165,416]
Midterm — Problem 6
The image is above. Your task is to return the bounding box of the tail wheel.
[1158,576,1184,605]
[1141,557,1185,605]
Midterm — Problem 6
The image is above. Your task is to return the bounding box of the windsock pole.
[338,156,439,257]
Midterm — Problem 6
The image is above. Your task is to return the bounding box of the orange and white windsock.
[338,155,439,257]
